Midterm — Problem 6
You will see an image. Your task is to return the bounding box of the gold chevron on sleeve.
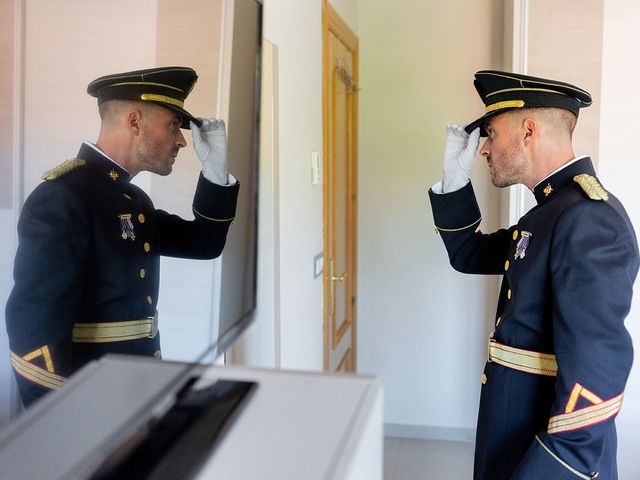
[21,345,55,373]
[10,351,65,390]
[564,383,603,414]
[548,392,623,435]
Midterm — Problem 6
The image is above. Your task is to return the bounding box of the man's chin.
[491,177,515,189]
[150,166,172,176]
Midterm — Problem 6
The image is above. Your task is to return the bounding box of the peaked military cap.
[87,66,201,129]
[465,70,592,136]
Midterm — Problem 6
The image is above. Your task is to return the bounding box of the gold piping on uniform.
[485,100,525,113]
[485,87,571,98]
[140,94,184,108]
[534,436,591,479]
[108,81,184,92]
[434,217,482,233]
[476,71,592,104]
[92,67,194,89]
[193,207,235,222]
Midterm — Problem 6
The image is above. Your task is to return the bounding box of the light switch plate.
[313,252,324,278]
[310,151,321,185]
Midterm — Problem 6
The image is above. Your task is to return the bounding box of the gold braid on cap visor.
[139,93,184,108]
[485,100,525,113]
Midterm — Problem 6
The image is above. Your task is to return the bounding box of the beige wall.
[21,0,158,195]
[151,0,227,360]
[153,0,223,218]
[528,0,603,165]
[0,0,13,208]
[519,0,604,213]
[0,0,15,425]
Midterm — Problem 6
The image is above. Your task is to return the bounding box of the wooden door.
[322,2,358,373]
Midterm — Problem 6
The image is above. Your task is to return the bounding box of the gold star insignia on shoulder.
[574,174,609,201]
[543,183,553,196]
[108,169,119,181]
[41,158,86,180]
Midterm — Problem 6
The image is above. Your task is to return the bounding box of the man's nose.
[176,130,187,148]
[480,138,490,157]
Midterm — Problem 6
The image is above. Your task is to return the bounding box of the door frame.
[321,0,359,372]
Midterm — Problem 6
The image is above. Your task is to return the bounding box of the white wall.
[355,1,503,438]
[598,2,640,477]
[241,3,504,440]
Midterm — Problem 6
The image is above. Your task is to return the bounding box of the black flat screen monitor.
[214,0,262,359]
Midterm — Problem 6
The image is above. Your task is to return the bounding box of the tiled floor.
[384,437,475,480]
[384,436,640,479]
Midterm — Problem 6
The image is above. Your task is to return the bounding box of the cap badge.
[543,183,553,197]
[574,174,609,201]
[514,231,532,260]
[118,214,136,240]
[108,169,119,181]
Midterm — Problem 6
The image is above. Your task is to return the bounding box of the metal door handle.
[331,272,348,282]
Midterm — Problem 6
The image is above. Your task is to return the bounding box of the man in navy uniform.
[6,66,239,407]
[429,70,639,479]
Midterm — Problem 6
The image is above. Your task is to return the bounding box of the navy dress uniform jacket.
[6,143,239,407]
[428,157,638,479]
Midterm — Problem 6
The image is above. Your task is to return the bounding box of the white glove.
[190,118,228,185]
[442,125,480,193]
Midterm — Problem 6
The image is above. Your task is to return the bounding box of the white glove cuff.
[442,173,469,193]
[202,163,229,185]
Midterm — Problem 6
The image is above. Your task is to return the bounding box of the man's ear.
[126,109,143,134]
[522,118,536,146]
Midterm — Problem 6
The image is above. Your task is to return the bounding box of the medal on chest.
[514,231,532,259]
[118,214,136,241]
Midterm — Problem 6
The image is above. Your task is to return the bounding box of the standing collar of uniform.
[533,155,588,190]
[79,142,133,182]
[531,156,595,205]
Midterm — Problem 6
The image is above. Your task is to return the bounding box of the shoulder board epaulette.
[573,174,609,201]
[41,158,86,180]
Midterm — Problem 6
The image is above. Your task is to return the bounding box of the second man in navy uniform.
[6,66,239,407]
[429,71,638,479]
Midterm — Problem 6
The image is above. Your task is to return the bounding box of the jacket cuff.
[428,181,481,232]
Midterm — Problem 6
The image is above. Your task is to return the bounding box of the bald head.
[507,107,577,143]
[98,100,153,129]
